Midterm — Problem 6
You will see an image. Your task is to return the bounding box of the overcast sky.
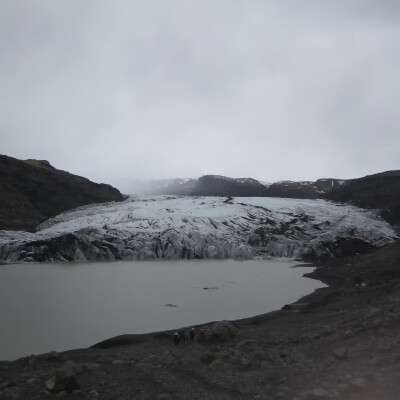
[1,1,399,192]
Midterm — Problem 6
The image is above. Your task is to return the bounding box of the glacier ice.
[0,195,398,263]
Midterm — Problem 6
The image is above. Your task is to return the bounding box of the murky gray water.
[0,259,325,360]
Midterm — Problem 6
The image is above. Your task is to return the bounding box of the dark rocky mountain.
[138,176,268,197]
[0,155,124,231]
[143,175,344,199]
[266,179,344,199]
[325,170,400,225]
[141,172,400,227]
[191,175,268,197]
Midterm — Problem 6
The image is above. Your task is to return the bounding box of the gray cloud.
[1,1,399,191]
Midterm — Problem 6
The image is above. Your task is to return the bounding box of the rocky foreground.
[1,241,400,400]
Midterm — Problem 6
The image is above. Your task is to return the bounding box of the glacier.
[0,195,398,263]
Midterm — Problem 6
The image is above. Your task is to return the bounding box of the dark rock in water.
[0,154,124,231]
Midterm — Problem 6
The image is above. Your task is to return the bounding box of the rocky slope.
[0,155,124,231]
[2,240,400,400]
[326,170,400,226]
[266,179,344,199]
[0,195,397,263]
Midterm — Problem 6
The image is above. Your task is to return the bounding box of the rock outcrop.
[208,321,239,343]
[325,170,400,225]
[266,178,344,199]
[0,155,124,231]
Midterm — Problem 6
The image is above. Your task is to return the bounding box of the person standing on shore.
[184,331,190,344]
[173,332,180,345]
[190,328,195,342]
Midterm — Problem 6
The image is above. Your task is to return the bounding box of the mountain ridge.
[1,153,399,232]
[0,154,124,232]
[132,172,400,226]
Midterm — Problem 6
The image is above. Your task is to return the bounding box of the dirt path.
[1,241,400,399]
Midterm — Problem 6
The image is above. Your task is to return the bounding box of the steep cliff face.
[0,155,124,231]
[326,171,400,225]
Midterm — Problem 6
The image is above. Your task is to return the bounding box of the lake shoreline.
[0,259,322,361]
[1,241,400,399]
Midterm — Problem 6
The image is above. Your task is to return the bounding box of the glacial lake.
[0,259,325,360]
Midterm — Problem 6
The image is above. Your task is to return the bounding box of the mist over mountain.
[123,175,344,198]
[1,154,399,234]
[122,172,400,227]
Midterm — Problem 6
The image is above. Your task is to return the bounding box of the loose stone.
[351,378,367,388]
[332,347,348,360]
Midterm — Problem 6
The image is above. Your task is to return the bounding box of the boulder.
[200,352,217,364]
[61,360,83,375]
[45,368,80,394]
[332,346,348,360]
[208,321,239,343]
